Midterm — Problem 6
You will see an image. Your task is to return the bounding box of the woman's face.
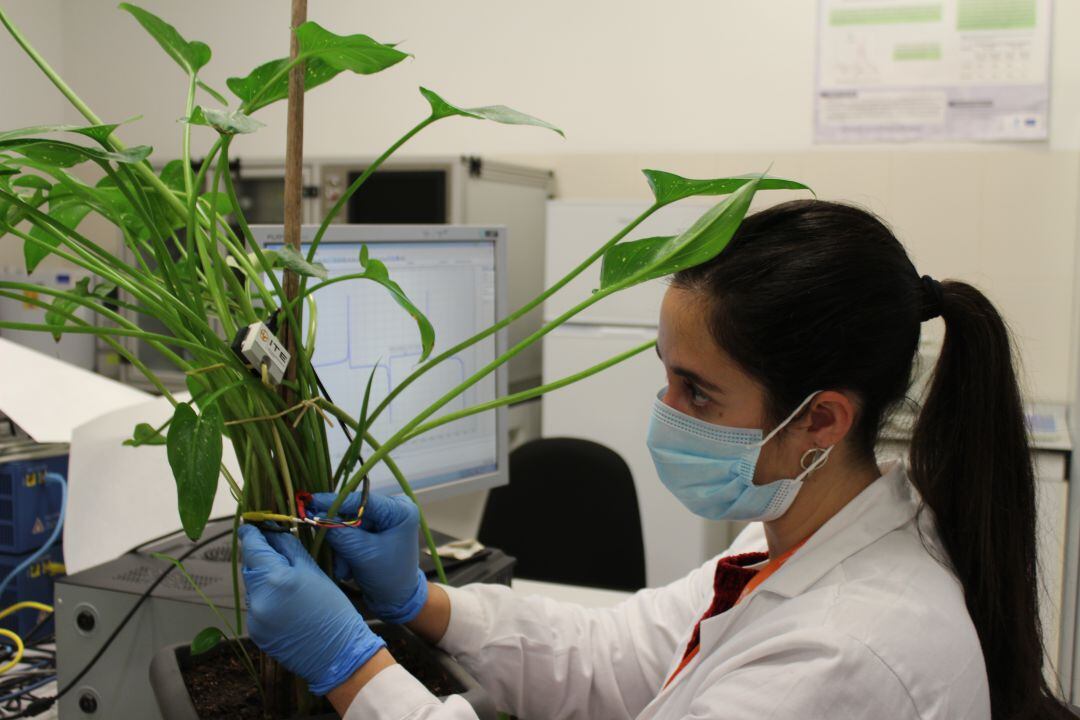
[656,286,798,485]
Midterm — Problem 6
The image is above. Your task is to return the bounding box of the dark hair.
[672,199,1069,720]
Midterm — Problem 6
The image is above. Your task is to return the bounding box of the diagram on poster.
[816,0,1051,142]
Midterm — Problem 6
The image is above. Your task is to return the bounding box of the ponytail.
[910,281,1071,720]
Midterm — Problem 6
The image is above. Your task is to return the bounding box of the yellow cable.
[0,601,53,623]
[0,628,24,675]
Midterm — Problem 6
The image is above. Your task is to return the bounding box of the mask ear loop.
[750,390,823,449]
[796,445,833,481]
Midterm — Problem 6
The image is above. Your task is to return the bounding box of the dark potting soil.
[182,633,464,719]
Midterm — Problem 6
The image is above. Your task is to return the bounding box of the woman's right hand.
[308,492,429,624]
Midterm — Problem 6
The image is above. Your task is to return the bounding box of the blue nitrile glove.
[308,492,428,624]
[238,524,386,695]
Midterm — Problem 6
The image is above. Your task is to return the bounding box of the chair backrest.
[478,437,646,591]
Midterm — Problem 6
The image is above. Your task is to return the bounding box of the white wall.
[0,1,67,130]
[32,0,1080,155]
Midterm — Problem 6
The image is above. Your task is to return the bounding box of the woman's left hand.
[238,524,386,696]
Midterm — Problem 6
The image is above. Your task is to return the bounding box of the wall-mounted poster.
[816,0,1052,142]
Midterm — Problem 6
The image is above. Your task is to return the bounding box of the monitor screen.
[259,226,505,498]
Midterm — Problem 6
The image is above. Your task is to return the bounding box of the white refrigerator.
[541,200,740,588]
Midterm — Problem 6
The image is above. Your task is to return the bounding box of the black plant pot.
[149,621,496,720]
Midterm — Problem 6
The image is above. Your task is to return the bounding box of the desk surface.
[511,578,635,608]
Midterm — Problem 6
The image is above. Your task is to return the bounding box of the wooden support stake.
[281,0,307,402]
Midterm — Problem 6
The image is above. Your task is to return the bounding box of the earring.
[800,447,829,471]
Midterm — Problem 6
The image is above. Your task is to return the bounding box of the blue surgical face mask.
[646,388,833,522]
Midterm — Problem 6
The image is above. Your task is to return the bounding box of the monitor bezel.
[250,223,510,502]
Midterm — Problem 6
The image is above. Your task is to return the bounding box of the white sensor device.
[237,322,291,385]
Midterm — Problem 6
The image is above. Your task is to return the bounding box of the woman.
[238,200,1071,719]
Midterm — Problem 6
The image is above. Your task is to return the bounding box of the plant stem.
[361,205,660,433]
[154,553,261,696]
[231,508,244,634]
[330,276,623,503]
[271,425,298,520]
[363,432,446,584]
[403,339,656,441]
[301,117,435,269]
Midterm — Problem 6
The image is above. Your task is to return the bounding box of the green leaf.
[166,402,223,541]
[599,176,762,290]
[420,87,563,137]
[198,191,232,217]
[119,3,211,75]
[123,421,168,447]
[294,22,409,74]
[25,198,93,272]
[159,159,187,192]
[42,276,90,341]
[229,24,406,112]
[196,80,228,106]
[642,169,811,207]
[11,175,51,190]
[228,57,340,112]
[0,121,127,145]
[356,245,436,361]
[183,106,264,135]
[358,359,378,437]
[42,277,113,341]
[191,626,225,656]
[0,138,152,167]
[227,248,278,276]
[275,245,327,280]
[599,235,675,289]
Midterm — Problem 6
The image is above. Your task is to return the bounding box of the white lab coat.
[344,461,990,720]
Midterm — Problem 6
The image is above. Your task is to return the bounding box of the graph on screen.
[265,239,499,494]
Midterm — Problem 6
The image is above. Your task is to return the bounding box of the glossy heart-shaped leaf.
[643,169,811,207]
[166,402,223,541]
[599,176,762,290]
[420,87,564,137]
[25,197,93,272]
[119,3,211,75]
[275,245,328,280]
[183,106,263,135]
[191,626,225,656]
[228,57,341,112]
[294,22,409,74]
[356,244,435,361]
[229,24,406,112]
[123,421,168,447]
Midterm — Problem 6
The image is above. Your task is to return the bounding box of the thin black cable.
[310,365,370,516]
[268,308,370,515]
[10,527,233,718]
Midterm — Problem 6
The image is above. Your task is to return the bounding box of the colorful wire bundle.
[241,491,364,529]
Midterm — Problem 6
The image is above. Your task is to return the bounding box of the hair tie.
[919,275,944,322]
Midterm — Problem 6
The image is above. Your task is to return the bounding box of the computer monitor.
[251,224,509,501]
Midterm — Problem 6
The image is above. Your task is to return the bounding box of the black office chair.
[477,437,647,592]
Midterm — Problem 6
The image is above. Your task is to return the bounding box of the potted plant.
[0,2,808,717]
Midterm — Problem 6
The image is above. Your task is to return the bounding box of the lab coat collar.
[751,460,923,600]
